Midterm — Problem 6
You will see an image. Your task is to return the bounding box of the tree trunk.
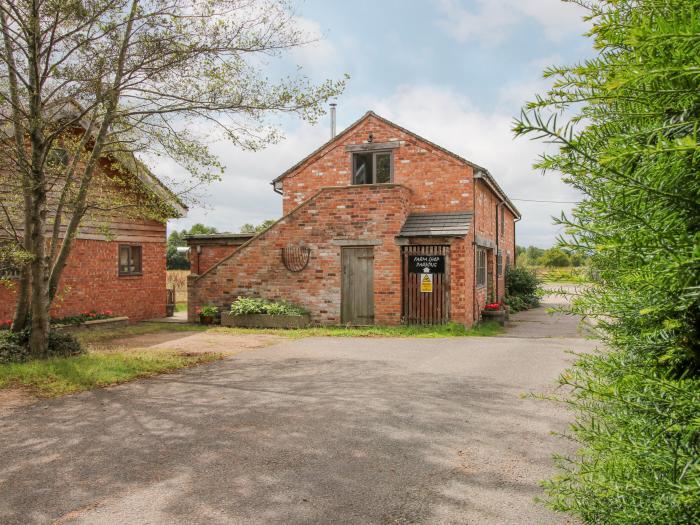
[28,180,49,357]
[11,268,31,332]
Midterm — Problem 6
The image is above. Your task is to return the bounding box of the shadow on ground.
[0,336,583,525]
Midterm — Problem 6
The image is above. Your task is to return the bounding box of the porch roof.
[398,212,473,237]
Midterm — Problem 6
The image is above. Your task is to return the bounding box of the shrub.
[545,350,700,523]
[0,328,85,364]
[0,339,30,364]
[514,1,700,522]
[51,311,115,326]
[230,297,308,316]
[505,266,540,312]
[199,305,218,317]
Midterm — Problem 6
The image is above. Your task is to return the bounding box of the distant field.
[167,270,189,303]
[522,266,591,283]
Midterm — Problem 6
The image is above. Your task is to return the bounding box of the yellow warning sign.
[420,273,433,293]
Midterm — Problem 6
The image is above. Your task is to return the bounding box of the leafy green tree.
[240,219,276,233]
[188,224,219,236]
[540,247,571,268]
[525,245,545,265]
[166,224,219,269]
[514,1,699,522]
[0,0,345,356]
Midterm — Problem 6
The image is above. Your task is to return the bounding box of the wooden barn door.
[402,245,450,325]
[341,247,375,325]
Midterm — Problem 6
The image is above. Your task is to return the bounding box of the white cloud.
[289,17,338,73]
[165,121,329,234]
[435,0,588,44]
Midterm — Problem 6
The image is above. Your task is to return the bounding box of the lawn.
[529,266,591,284]
[211,321,504,338]
[76,321,208,345]
[79,320,504,343]
[0,351,221,397]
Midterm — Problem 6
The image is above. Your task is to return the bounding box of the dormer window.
[352,151,392,185]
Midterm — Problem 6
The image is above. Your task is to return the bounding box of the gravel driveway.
[0,302,593,524]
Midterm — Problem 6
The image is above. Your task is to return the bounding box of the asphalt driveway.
[0,303,593,524]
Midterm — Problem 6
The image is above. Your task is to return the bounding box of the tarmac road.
[0,301,592,524]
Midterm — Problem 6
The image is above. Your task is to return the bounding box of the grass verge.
[211,321,504,338]
[0,351,221,397]
[76,322,207,346]
[79,320,504,344]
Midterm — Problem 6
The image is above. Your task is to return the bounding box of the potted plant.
[198,305,218,325]
[481,301,507,325]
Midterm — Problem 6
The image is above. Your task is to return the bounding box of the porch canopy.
[398,212,473,237]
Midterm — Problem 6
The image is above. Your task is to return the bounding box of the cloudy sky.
[166,0,594,247]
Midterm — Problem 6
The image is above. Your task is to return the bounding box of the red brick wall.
[188,244,246,275]
[0,238,166,323]
[280,114,474,215]
[190,185,415,325]
[472,178,517,316]
[188,113,518,327]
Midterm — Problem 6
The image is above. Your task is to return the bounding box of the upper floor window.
[352,151,392,185]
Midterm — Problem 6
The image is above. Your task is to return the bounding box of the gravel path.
[0,305,592,524]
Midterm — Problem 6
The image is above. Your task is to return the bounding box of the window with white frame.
[352,151,392,185]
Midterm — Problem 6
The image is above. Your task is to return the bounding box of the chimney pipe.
[330,103,337,139]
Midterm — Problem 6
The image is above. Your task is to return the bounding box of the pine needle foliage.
[514,1,700,522]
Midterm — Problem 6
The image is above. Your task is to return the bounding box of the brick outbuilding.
[1,112,186,323]
[188,111,520,327]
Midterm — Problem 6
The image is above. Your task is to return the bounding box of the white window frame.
[351,151,393,185]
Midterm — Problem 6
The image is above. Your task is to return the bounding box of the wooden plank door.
[402,245,450,325]
[341,247,375,325]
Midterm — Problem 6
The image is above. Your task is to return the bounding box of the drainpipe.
[473,177,478,323]
[495,200,505,302]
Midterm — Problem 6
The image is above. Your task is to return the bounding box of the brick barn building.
[0,136,186,323]
[188,111,520,327]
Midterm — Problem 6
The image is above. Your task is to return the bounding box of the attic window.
[352,151,392,185]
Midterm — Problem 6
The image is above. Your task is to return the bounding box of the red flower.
[484,302,502,311]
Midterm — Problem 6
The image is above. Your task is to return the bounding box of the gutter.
[473,170,521,220]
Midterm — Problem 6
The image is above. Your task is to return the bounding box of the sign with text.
[420,273,433,293]
[408,255,445,274]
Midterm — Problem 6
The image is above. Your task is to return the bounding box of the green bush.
[545,351,700,523]
[0,328,85,364]
[230,297,308,316]
[505,266,540,312]
[514,1,700,523]
[0,339,30,364]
